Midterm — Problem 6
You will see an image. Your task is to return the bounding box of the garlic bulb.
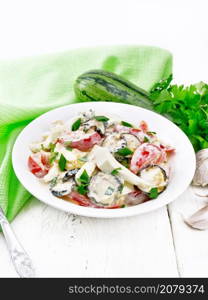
[184,149,208,230]
[192,149,208,186]
[184,205,208,230]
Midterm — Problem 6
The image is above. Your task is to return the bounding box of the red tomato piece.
[124,190,149,206]
[68,191,122,209]
[129,128,149,143]
[70,132,102,151]
[104,204,122,209]
[130,143,167,174]
[139,120,148,132]
[129,128,141,134]
[28,156,48,178]
[160,144,175,153]
[68,191,95,207]
[41,153,50,169]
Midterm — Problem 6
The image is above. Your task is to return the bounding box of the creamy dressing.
[28,110,173,208]
[88,172,122,205]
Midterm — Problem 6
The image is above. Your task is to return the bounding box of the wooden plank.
[168,186,208,277]
[0,198,178,277]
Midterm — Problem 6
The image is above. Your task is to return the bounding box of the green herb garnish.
[94,116,109,122]
[77,170,90,195]
[121,121,133,128]
[79,169,90,185]
[116,147,133,156]
[111,168,122,175]
[147,131,156,135]
[76,184,88,195]
[49,152,58,164]
[149,187,159,199]
[41,144,47,151]
[64,141,71,146]
[121,159,130,168]
[58,154,67,171]
[143,136,149,142]
[66,146,72,151]
[41,142,56,152]
[114,155,129,168]
[49,143,56,152]
[118,184,124,193]
[71,118,81,131]
[64,141,73,151]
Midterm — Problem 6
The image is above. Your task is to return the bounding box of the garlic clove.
[184,205,208,230]
[192,186,208,200]
[196,149,208,166]
[192,149,208,187]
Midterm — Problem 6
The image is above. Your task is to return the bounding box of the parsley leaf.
[151,74,173,96]
[72,118,81,131]
[121,121,133,128]
[111,168,122,175]
[143,136,149,142]
[76,170,90,195]
[120,159,130,168]
[64,142,73,151]
[79,169,90,185]
[66,146,72,151]
[94,116,109,122]
[149,187,159,199]
[58,154,67,171]
[116,147,133,156]
[41,142,56,152]
[76,184,88,195]
[41,144,48,151]
[50,152,58,164]
[118,184,124,193]
[49,143,56,152]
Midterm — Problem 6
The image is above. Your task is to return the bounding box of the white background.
[0,0,208,277]
[0,0,207,83]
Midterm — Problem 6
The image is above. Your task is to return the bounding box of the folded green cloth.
[0,46,172,221]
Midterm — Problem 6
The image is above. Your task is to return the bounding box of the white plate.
[12,102,196,218]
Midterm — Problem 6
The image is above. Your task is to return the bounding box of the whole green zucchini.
[74,69,153,110]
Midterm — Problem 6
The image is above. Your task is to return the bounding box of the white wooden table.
[0,0,207,277]
[0,187,208,277]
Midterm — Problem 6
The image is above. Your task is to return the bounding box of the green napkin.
[0,46,172,221]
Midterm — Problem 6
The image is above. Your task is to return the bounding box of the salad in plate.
[28,109,175,208]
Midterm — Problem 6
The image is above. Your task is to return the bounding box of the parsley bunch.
[150,76,208,152]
